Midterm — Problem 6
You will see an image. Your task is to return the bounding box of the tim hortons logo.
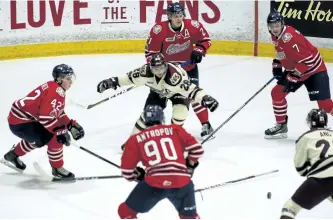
[166,40,191,55]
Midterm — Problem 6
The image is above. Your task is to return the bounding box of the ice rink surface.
[0,54,333,219]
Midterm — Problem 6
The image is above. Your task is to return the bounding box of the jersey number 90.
[144,137,178,166]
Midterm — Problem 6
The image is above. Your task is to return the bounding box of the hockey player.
[280,109,333,219]
[1,64,85,179]
[264,11,333,139]
[118,105,203,219]
[145,2,213,138]
[97,53,218,149]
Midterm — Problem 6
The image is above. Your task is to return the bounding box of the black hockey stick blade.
[201,76,276,144]
[71,142,120,169]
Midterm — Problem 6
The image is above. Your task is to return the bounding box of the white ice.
[0,54,333,219]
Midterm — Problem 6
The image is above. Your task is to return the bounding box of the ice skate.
[0,146,26,173]
[201,122,215,140]
[265,116,288,139]
[52,167,75,179]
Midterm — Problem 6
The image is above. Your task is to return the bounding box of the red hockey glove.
[283,71,301,93]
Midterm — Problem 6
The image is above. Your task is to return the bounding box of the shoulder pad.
[152,24,162,35]
[142,64,154,77]
[191,20,200,28]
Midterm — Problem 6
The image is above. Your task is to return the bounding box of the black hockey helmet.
[52,64,75,82]
[267,11,284,25]
[167,2,185,17]
[149,53,167,77]
[306,109,328,129]
[144,105,165,126]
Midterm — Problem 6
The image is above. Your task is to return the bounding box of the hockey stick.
[195,169,279,193]
[201,76,276,144]
[70,61,191,110]
[71,142,120,169]
[33,161,122,182]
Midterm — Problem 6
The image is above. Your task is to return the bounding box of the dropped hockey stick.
[195,169,279,193]
[201,76,276,144]
[71,142,120,169]
[33,162,122,182]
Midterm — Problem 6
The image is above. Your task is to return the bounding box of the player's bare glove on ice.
[67,120,85,140]
[283,71,300,93]
[201,95,219,112]
[134,167,145,181]
[97,77,120,93]
[186,158,199,177]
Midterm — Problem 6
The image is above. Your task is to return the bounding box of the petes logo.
[169,72,181,85]
[153,25,162,34]
[56,87,65,97]
[282,33,292,43]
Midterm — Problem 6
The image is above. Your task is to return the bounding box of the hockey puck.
[267,192,272,199]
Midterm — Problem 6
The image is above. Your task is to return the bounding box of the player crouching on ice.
[97,53,219,150]
[264,11,333,139]
[280,109,333,219]
[1,64,85,179]
[118,105,203,219]
[145,2,213,138]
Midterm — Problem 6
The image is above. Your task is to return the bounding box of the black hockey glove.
[272,59,283,79]
[201,95,219,112]
[186,158,199,177]
[134,166,145,181]
[56,132,71,147]
[97,77,120,93]
[190,46,205,64]
[283,71,301,93]
[67,120,85,140]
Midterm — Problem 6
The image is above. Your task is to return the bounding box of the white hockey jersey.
[294,128,333,179]
[117,62,207,103]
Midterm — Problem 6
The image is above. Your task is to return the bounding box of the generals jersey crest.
[191,20,199,28]
[153,25,162,34]
[56,87,65,97]
[282,33,292,43]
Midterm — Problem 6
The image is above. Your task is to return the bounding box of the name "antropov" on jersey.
[136,127,173,143]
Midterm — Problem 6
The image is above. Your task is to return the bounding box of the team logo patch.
[191,20,199,28]
[153,25,162,34]
[169,72,182,85]
[56,87,65,97]
[282,33,292,43]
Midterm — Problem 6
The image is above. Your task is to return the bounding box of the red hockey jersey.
[121,124,204,188]
[8,81,71,133]
[145,19,211,71]
[272,25,327,81]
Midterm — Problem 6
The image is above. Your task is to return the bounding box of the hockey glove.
[190,46,206,64]
[97,77,120,93]
[56,132,71,147]
[67,120,85,140]
[134,166,145,182]
[283,71,301,93]
[201,95,219,112]
[186,158,199,177]
[272,59,283,79]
